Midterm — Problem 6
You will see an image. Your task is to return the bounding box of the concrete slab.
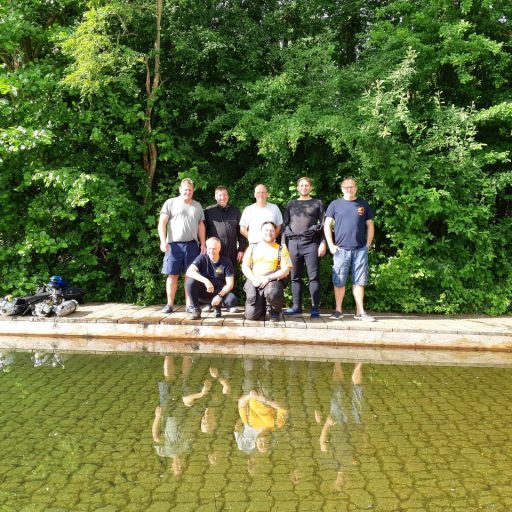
[1,304,511,363]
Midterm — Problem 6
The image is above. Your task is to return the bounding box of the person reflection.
[200,365,231,436]
[316,362,364,490]
[202,364,234,467]
[235,389,288,455]
[152,355,212,476]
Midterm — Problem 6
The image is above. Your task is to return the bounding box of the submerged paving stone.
[2,353,512,511]
[146,502,175,512]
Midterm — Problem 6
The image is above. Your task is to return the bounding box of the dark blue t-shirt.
[191,254,234,290]
[325,198,374,250]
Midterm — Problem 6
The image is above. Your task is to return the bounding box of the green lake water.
[0,351,511,512]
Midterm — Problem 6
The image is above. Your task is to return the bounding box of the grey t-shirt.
[160,197,205,243]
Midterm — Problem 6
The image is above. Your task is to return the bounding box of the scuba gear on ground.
[34,300,55,317]
[61,287,84,304]
[34,298,79,317]
[1,275,83,317]
[36,285,84,304]
[54,299,78,317]
[0,296,16,316]
[0,292,52,316]
[48,275,69,289]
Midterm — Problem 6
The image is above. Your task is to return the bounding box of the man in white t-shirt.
[239,184,283,244]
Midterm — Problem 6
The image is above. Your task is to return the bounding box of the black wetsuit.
[283,198,325,308]
[204,204,248,269]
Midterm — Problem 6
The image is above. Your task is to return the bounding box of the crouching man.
[241,221,292,322]
[185,237,238,319]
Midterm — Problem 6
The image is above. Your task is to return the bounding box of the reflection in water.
[0,351,15,373]
[31,351,66,368]
[235,359,288,455]
[152,355,193,475]
[316,362,364,491]
[0,351,512,511]
[152,356,235,475]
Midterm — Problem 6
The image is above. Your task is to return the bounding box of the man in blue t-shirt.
[324,178,376,322]
[185,237,238,319]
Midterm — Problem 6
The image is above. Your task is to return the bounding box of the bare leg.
[184,275,191,308]
[351,363,363,385]
[352,285,365,316]
[166,274,179,306]
[334,286,345,313]
[164,355,175,380]
[332,362,344,382]
[181,355,192,377]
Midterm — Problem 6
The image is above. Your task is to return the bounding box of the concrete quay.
[1,303,512,366]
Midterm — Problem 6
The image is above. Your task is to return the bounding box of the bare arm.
[238,390,258,408]
[324,217,337,255]
[318,240,327,257]
[238,390,283,410]
[198,220,206,254]
[242,259,263,288]
[186,264,214,293]
[158,213,170,253]
[240,225,249,240]
[219,275,234,295]
[183,380,212,407]
[210,367,231,395]
[366,219,374,249]
[152,406,162,442]
[266,263,290,282]
[317,201,327,256]
[319,416,335,452]
[211,275,235,307]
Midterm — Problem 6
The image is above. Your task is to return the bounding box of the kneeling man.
[185,237,238,319]
[241,222,292,322]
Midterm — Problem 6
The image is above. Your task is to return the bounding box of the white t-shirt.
[239,203,283,244]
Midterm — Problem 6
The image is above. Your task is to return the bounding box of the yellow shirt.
[239,399,287,431]
[242,242,292,276]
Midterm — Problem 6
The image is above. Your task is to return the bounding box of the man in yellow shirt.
[241,221,292,321]
[235,390,288,454]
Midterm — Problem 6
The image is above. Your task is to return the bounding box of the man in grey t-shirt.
[158,178,206,313]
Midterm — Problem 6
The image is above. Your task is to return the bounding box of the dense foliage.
[1,0,511,313]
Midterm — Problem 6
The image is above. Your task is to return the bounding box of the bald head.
[254,184,268,206]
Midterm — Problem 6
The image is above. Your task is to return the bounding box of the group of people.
[158,176,375,322]
[152,355,365,487]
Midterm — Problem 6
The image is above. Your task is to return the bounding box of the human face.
[256,432,271,454]
[215,189,229,208]
[297,179,312,198]
[206,240,221,261]
[341,180,357,200]
[261,223,276,243]
[254,185,268,206]
[179,183,194,202]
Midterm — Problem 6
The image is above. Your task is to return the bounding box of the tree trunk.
[143,0,162,192]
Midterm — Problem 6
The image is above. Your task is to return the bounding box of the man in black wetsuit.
[204,186,247,313]
[204,186,247,270]
[282,177,326,318]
